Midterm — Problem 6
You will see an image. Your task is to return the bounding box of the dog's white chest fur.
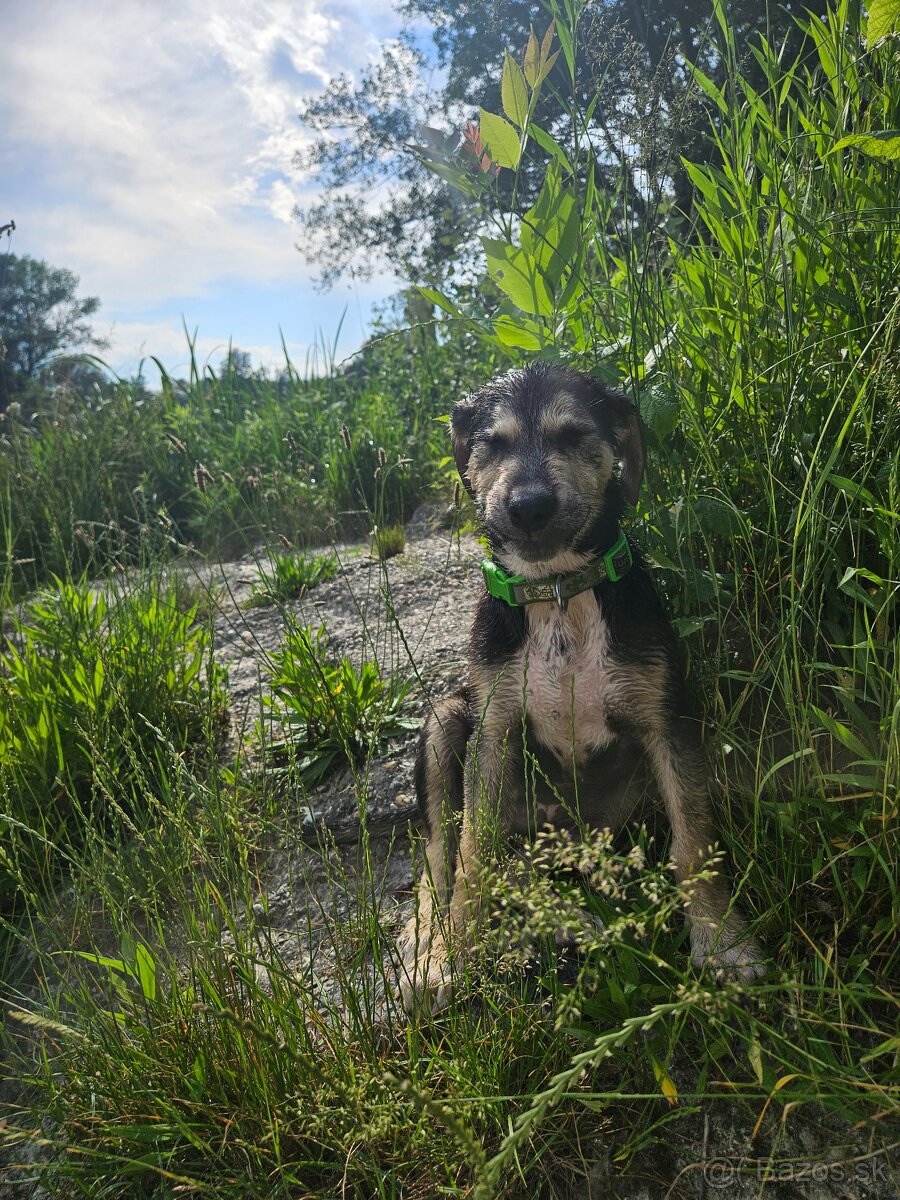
[524,591,616,765]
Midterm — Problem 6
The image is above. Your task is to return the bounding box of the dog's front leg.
[644,721,763,980]
[397,693,469,1010]
[404,691,523,1013]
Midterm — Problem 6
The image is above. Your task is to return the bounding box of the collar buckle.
[481,558,525,606]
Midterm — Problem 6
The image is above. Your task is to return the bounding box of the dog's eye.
[552,425,588,450]
[481,432,510,454]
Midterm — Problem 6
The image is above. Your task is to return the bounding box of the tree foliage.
[293,42,474,288]
[293,0,830,288]
[0,253,107,408]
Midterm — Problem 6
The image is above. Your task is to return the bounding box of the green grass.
[262,620,418,786]
[370,523,406,560]
[0,574,228,936]
[0,322,497,598]
[1,0,898,1194]
[246,549,340,608]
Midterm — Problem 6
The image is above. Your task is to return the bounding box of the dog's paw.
[396,913,429,971]
[397,939,454,1015]
[690,917,765,982]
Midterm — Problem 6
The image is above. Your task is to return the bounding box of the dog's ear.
[450,394,479,495]
[597,387,645,506]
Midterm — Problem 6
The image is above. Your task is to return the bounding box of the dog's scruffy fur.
[398,363,762,1010]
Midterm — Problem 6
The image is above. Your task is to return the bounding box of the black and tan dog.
[398,363,762,1010]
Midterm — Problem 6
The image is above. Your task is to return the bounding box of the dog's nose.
[507,488,558,533]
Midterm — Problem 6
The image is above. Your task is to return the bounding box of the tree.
[293,42,472,288]
[0,253,108,409]
[294,0,829,288]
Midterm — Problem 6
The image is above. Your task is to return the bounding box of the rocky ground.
[182,513,483,1009]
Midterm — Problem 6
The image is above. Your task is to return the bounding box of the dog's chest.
[523,593,617,765]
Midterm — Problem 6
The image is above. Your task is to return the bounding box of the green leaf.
[860,1035,900,1064]
[640,384,680,438]
[811,706,872,761]
[685,61,729,115]
[523,29,540,87]
[540,20,555,63]
[834,130,900,160]
[748,1039,765,1086]
[836,566,881,609]
[537,50,561,85]
[520,167,580,286]
[479,109,521,169]
[683,566,718,601]
[417,286,464,320]
[691,495,748,539]
[501,52,529,129]
[825,472,880,508]
[673,614,716,637]
[134,942,157,1002]
[528,123,574,172]
[74,951,130,975]
[412,150,480,196]
[683,160,725,207]
[551,16,573,78]
[866,0,900,44]
[482,237,552,316]
[492,314,544,350]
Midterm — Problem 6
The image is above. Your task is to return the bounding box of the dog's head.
[451,364,644,575]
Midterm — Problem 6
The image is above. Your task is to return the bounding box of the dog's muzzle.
[506,487,558,534]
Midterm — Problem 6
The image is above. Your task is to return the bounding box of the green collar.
[482,534,633,611]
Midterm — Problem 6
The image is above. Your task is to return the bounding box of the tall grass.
[0,573,228,969]
[412,0,900,1178]
[0,322,495,595]
[1,0,898,1195]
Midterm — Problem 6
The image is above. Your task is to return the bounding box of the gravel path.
[170,514,485,1001]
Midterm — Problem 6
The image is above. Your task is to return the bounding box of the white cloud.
[269,179,299,224]
[0,0,402,311]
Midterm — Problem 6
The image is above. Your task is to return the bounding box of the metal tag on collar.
[553,574,568,612]
[481,558,525,606]
[603,534,633,583]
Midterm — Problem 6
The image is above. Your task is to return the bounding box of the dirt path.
[175,518,484,999]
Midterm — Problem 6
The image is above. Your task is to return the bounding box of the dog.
[398,363,762,1011]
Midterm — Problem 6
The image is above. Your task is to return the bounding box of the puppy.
[398,363,762,1010]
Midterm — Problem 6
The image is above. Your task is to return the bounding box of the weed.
[263,621,417,785]
[370,523,406,560]
[246,548,339,607]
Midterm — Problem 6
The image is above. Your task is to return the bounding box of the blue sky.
[0,0,415,381]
